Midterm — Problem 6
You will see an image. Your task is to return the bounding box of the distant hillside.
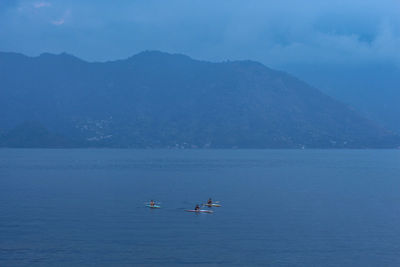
[284,64,400,134]
[0,121,76,148]
[0,51,398,148]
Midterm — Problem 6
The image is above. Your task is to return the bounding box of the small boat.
[185,209,213,213]
[146,204,161,209]
[203,203,221,207]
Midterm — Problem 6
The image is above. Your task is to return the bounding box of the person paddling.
[207,198,212,205]
[150,200,155,207]
[194,204,200,211]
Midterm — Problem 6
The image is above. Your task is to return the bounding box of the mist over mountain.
[285,64,400,134]
[0,51,398,148]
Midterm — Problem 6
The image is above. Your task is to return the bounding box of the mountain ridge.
[0,51,398,148]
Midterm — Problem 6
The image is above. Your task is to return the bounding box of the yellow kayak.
[203,203,221,207]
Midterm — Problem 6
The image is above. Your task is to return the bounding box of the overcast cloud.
[0,0,399,69]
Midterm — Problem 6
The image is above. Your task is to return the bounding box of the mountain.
[0,51,398,148]
[0,121,77,148]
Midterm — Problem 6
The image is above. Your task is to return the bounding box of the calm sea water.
[1,149,400,266]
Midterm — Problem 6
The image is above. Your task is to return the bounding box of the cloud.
[0,0,399,67]
[51,8,70,26]
[51,17,64,25]
[34,2,51,9]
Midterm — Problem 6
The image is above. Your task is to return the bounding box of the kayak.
[185,209,213,213]
[203,203,221,207]
[146,204,161,209]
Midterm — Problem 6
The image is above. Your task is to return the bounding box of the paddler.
[150,200,155,207]
[194,204,200,211]
[207,198,212,205]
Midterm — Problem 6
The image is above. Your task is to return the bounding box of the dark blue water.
[1,149,400,266]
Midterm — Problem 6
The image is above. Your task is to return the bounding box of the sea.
[1,149,400,266]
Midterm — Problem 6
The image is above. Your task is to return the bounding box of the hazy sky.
[1,0,399,69]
